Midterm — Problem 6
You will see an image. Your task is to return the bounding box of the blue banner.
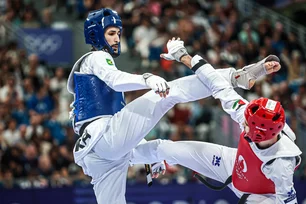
[1,181,306,204]
[19,28,73,65]
[125,183,238,204]
[0,187,74,204]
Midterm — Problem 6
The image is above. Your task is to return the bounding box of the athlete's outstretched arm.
[83,51,170,96]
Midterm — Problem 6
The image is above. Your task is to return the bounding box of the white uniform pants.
[82,75,217,204]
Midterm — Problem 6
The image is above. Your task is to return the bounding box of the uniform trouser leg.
[93,74,219,160]
[131,140,237,183]
[83,151,130,204]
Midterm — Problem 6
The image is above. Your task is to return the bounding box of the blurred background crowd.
[0,0,306,190]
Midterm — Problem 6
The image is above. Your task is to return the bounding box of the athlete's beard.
[111,44,119,53]
[101,44,120,57]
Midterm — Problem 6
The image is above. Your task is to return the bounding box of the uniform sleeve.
[191,55,248,129]
[89,51,148,92]
[262,157,298,204]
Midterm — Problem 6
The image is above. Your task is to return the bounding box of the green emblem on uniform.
[106,59,113,65]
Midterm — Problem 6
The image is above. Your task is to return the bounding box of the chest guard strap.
[73,73,125,123]
[194,174,250,204]
[194,174,232,191]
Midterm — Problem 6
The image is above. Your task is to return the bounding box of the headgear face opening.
[84,8,122,57]
[244,97,285,142]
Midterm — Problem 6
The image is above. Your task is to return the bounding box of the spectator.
[37,154,53,177]
[21,5,40,28]
[22,143,39,175]
[3,118,21,146]
[24,54,49,80]
[133,15,157,66]
[238,22,259,45]
[0,75,24,105]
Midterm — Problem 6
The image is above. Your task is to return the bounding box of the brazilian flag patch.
[232,99,246,111]
[106,59,113,65]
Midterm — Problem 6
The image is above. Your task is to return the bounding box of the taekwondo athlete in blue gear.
[67,8,202,204]
[71,9,124,126]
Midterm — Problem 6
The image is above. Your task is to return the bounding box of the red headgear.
[244,97,285,142]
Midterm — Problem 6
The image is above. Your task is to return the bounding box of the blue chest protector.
[73,73,125,123]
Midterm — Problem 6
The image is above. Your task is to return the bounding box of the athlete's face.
[243,120,277,147]
[104,26,120,53]
[243,120,250,135]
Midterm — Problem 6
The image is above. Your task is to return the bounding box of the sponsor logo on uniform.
[212,155,221,166]
[232,99,246,111]
[284,188,296,203]
[106,58,113,65]
[235,155,248,181]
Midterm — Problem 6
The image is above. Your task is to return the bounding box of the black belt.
[78,118,100,136]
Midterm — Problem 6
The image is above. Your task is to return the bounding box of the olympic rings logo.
[23,34,63,55]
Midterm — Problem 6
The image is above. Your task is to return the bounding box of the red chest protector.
[232,132,275,194]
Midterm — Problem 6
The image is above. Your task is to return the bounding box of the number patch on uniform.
[74,131,92,152]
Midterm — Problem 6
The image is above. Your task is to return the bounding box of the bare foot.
[264,61,281,74]
[248,61,281,88]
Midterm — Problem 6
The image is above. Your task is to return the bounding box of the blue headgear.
[84,8,122,57]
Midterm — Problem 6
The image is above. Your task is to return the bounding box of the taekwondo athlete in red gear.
[129,38,302,203]
[179,42,302,203]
